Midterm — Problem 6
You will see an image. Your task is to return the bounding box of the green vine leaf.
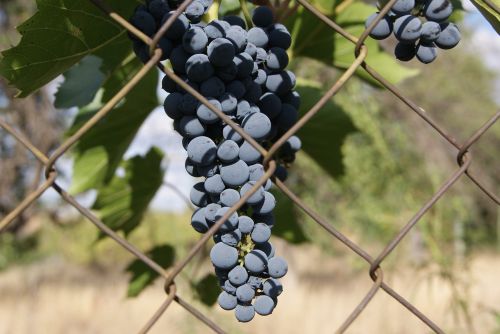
[0,0,139,97]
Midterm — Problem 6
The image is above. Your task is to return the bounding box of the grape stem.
[239,0,253,28]
[207,0,220,21]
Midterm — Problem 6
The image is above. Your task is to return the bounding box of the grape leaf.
[193,274,220,306]
[288,1,419,84]
[0,0,139,97]
[69,58,158,194]
[126,244,176,297]
[295,80,357,178]
[54,55,105,108]
[92,147,165,235]
[470,0,500,34]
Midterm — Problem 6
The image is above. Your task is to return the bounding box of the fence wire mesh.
[0,0,499,333]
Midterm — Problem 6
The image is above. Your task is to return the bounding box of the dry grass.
[0,240,499,334]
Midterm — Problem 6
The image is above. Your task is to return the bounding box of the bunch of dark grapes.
[365,0,461,63]
[129,2,301,322]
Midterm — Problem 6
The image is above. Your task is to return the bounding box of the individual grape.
[236,284,255,302]
[223,124,243,143]
[257,92,282,119]
[207,38,236,67]
[200,77,225,98]
[287,135,301,152]
[255,241,275,258]
[170,46,190,74]
[210,242,239,269]
[394,42,416,61]
[267,256,288,278]
[225,26,248,52]
[235,304,255,322]
[161,74,177,93]
[391,0,415,15]
[236,100,252,120]
[186,136,217,165]
[244,42,258,58]
[240,181,265,205]
[252,191,276,215]
[254,295,275,316]
[234,53,254,78]
[266,47,289,71]
[424,0,452,22]
[251,223,272,243]
[204,203,222,223]
[244,249,268,273]
[215,207,239,232]
[205,174,226,195]
[435,23,460,49]
[220,160,250,187]
[247,27,269,48]
[218,291,238,310]
[223,15,246,29]
[180,93,198,115]
[276,103,298,132]
[186,54,214,82]
[416,42,438,63]
[248,164,265,181]
[243,82,262,104]
[226,80,246,99]
[255,47,268,62]
[268,24,292,50]
[238,215,255,234]
[219,93,238,114]
[185,1,205,23]
[190,182,208,207]
[252,6,274,28]
[228,266,249,286]
[161,12,190,40]
[179,116,206,137]
[254,69,267,85]
[223,279,237,294]
[130,11,157,37]
[262,278,283,298]
[221,228,242,246]
[191,207,209,233]
[220,188,241,206]
[364,13,393,40]
[420,21,441,42]
[196,98,222,124]
[183,26,208,54]
[393,15,422,43]
[217,140,240,163]
[266,71,295,95]
[163,92,183,119]
[148,0,170,21]
[204,20,230,39]
[239,141,262,165]
[247,276,263,289]
[273,164,288,181]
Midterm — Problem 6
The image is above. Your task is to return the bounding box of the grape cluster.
[365,0,461,64]
[129,2,301,322]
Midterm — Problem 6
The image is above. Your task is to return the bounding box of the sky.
[36,1,500,213]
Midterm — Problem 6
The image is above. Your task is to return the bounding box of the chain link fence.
[0,0,499,333]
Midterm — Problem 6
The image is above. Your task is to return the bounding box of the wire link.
[0,0,498,333]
